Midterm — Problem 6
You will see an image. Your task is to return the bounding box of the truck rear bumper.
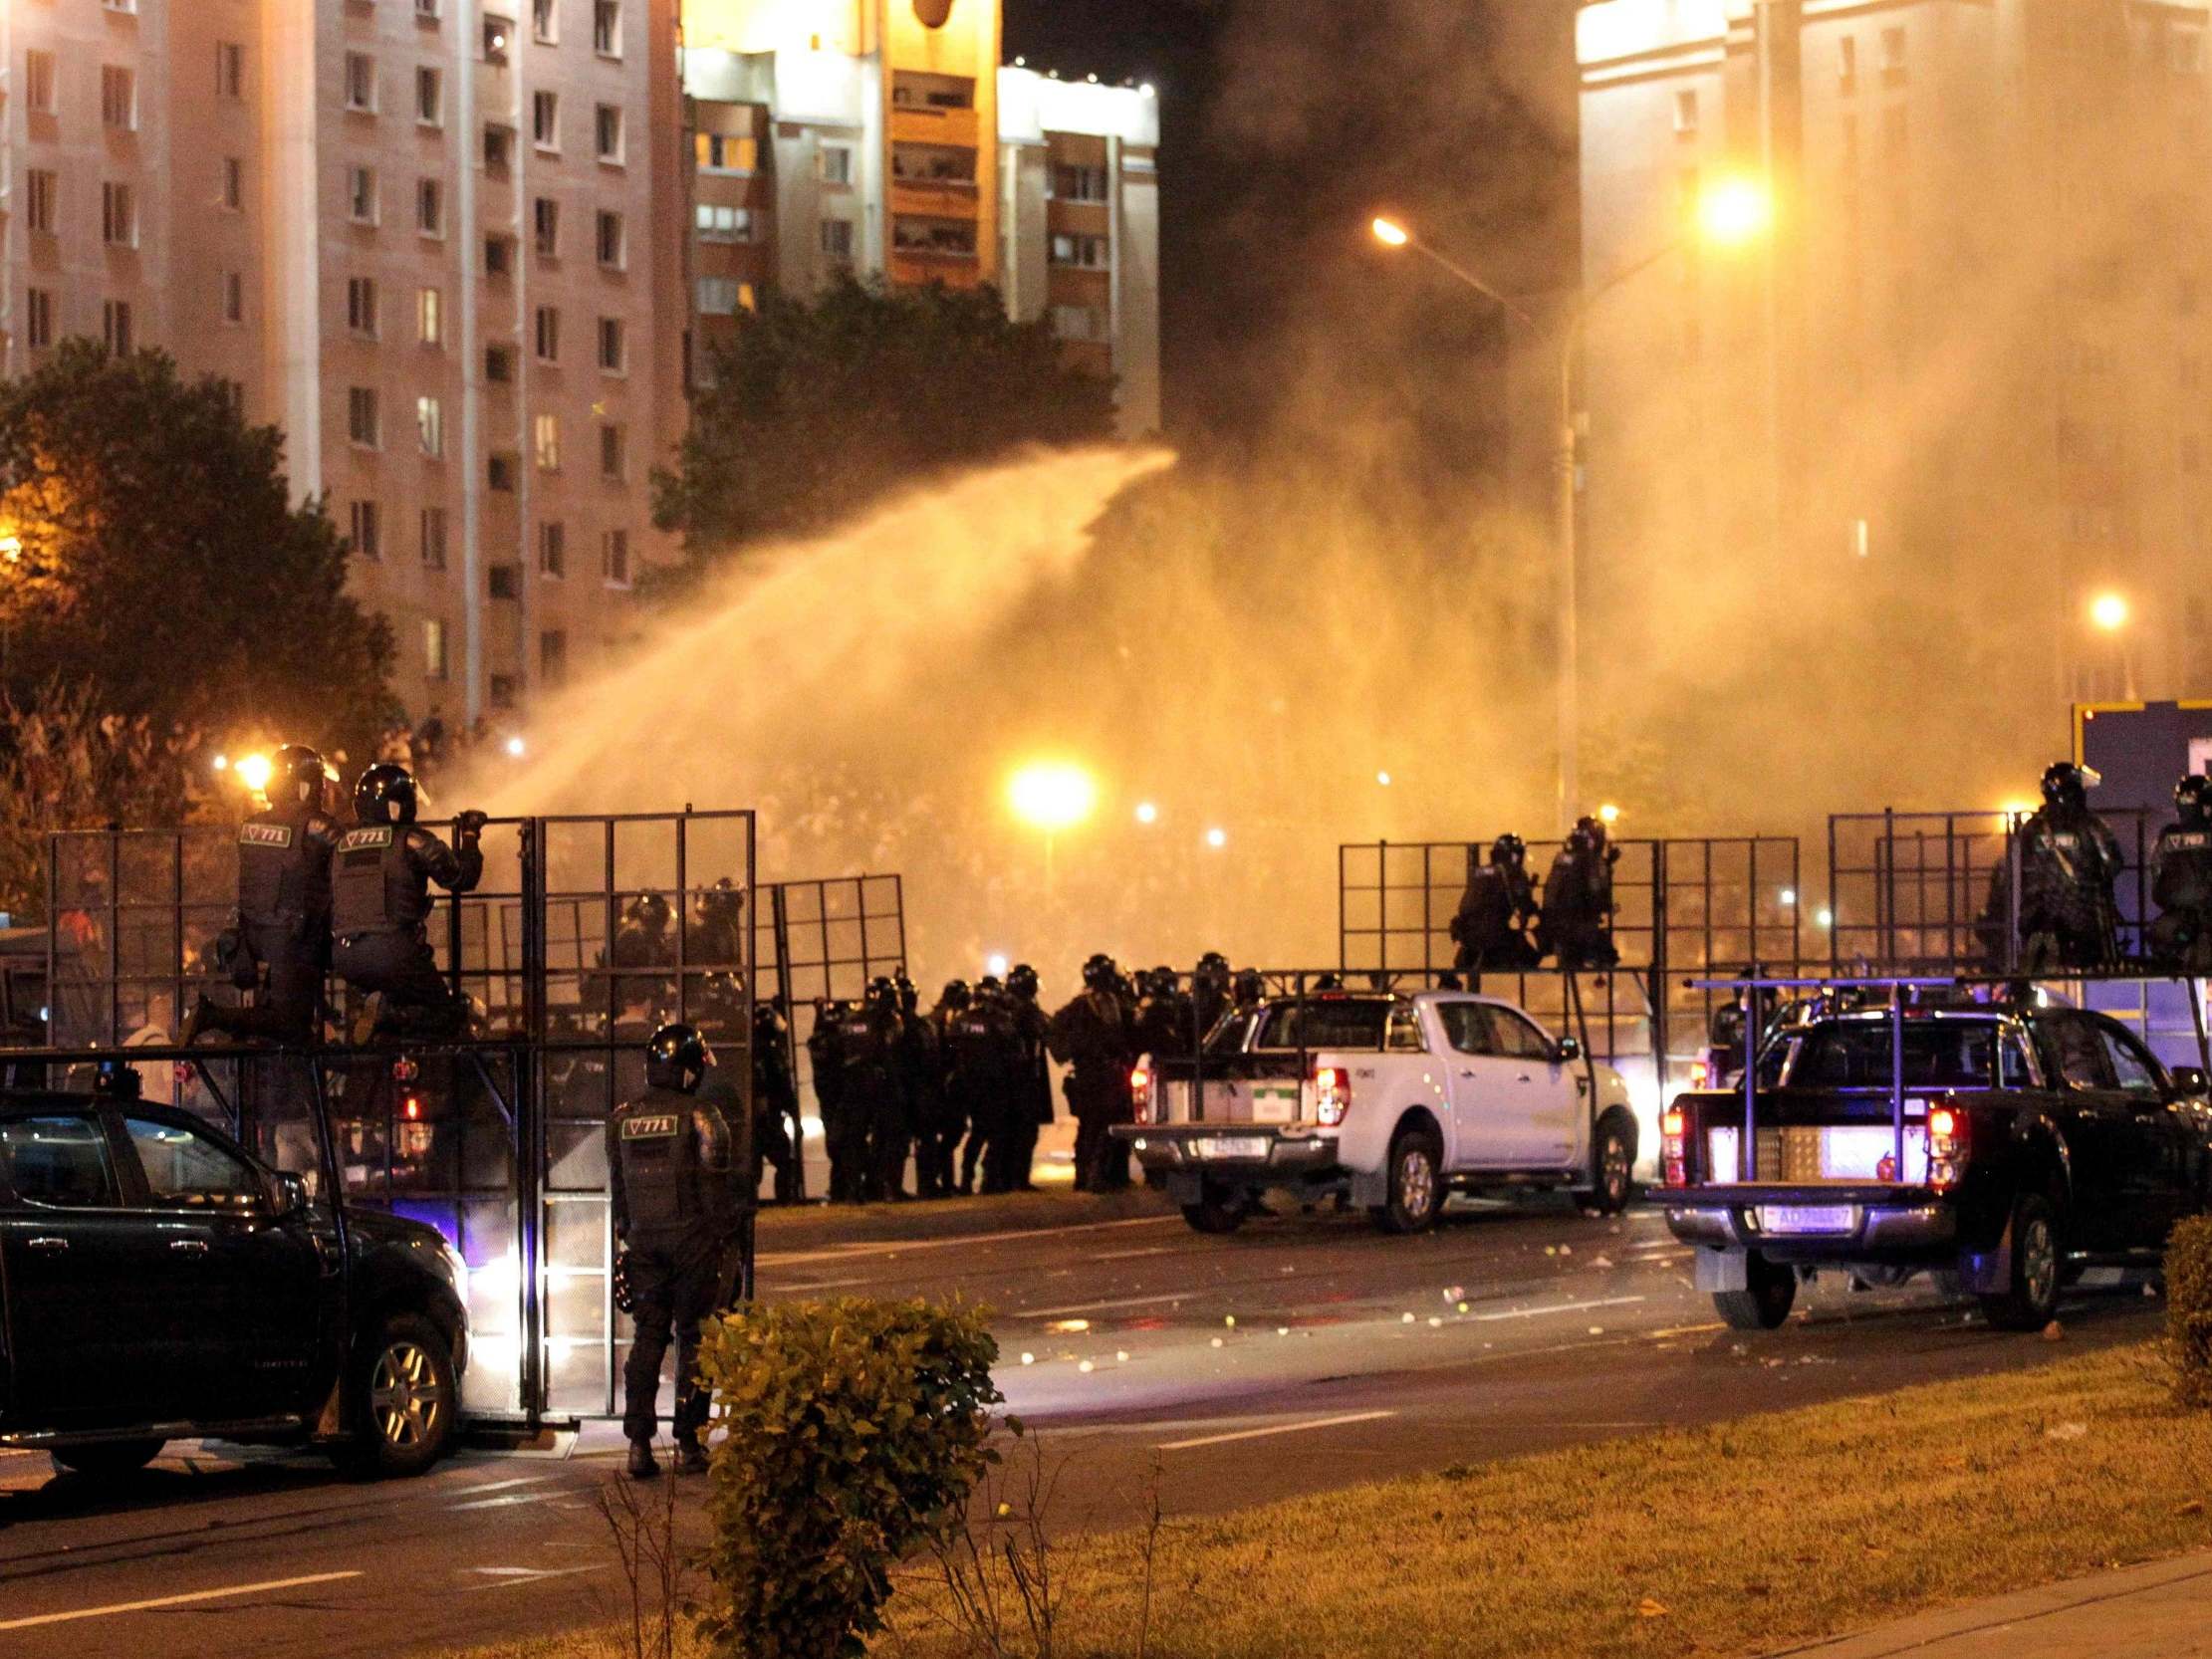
[1665,1187,1958,1256]
[1113,1124,1344,1189]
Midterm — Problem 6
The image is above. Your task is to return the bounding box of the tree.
[0,341,395,759]
[651,277,1116,574]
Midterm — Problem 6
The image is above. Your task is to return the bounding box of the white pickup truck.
[1116,989,1640,1235]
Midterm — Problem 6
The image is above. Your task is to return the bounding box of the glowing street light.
[1204,827,1228,849]
[211,754,230,773]
[1370,216,1410,248]
[2089,592,2129,632]
[985,953,1010,980]
[1376,771,1392,787]
[1133,801,1159,825]
[1780,888,1797,907]
[1007,762,1098,833]
[235,753,273,795]
[1598,803,1621,827]
[505,734,527,758]
[1697,176,1773,248]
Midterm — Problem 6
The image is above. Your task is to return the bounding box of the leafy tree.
[0,341,395,759]
[651,277,1116,575]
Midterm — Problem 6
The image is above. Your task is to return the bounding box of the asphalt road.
[0,1190,2165,1658]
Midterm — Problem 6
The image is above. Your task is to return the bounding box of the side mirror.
[1554,1036,1584,1065]
[2173,1066,2208,1096]
[267,1170,310,1218]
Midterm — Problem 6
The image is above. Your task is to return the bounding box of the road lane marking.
[1027,1291,1193,1317]
[1158,1410,1397,1452]
[0,1571,365,1631]
[1468,1296,1645,1323]
[451,1475,563,1498]
[758,1215,1179,1268]
[462,1565,605,1592]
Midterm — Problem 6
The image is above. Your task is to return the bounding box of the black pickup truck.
[1,1086,468,1478]
[1661,998,2212,1330]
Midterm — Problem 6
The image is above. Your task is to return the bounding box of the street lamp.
[2089,592,2129,633]
[1372,178,1773,832]
[1008,761,1098,889]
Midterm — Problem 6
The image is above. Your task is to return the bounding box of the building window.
[26,51,56,116]
[533,413,560,471]
[594,0,621,56]
[483,16,511,62]
[596,210,624,268]
[417,287,444,347]
[486,235,515,277]
[26,170,57,236]
[417,395,445,458]
[490,565,519,599]
[695,132,757,173]
[894,142,977,185]
[538,521,567,577]
[345,52,376,113]
[535,306,560,361]
[222,156,244,210]
[102,66,137,130]
[821,143,855,185]
[541,630,569,686]
[1838,35,1857,93]
[600,422,626,480]
[351,500,381,560]
[485,123,515,171]
[417,0,442,19]
[1051,304,1104,343]
[488,452,517,491]
[603,528,630,586]
[348,276,379,337]
[532,0,558,44]
[417,178,444,237]
[821,220,855,263]
[893,216,977,256]
[533,90,559,149]
[216,41,245,99]
[26,289,53,350]
[102,182,137,247]
[221,271,245,325]
[421,506,447,570]
[416,66,443,125]
[598,317,626,371]
[1049,232,1108,269]
[695,204,755,243]
[1880,25,1907,84]
[534,196,559,257]
[697,276,740,316]
[348,385,380,447]
[891,71,973,111]
[1050,162,1107,201]
[489,674,517,708]
[103,300,132,354]
[486,344,516,382]
[595,104,623,163]
[350,166,378,224]
[425,618,448,679]
[1672,89,1698,136]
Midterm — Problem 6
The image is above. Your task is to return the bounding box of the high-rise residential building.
[1577,0,2212,706]
[677,0,1161,436]
[0,0,682,724]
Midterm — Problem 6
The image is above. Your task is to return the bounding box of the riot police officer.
[1451,834,1542,981]
[913,980,969,1197]
[839,979,910,1202]
[2151,775,2212,971]
[688,878,745,969]
[608,1024,738,1479]
[331,764,486,1042]
[185,744,341,1047]
[807,1000,857,1202]
[891,975,945,1196]
[1049,953,1137,1193]
[1004,964,1053,1191]
[946,978,1020,1193]
[751,999,802,1202]
[610,891,677,1018]
[1983,762,2124,970]
[1134,966,1193,1064]
[1232,967,1268,1011]
[1191,951,1232,1041]
[1541,817,1620,970]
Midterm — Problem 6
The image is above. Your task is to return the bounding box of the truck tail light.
[1661,1104,1687,1187]
[1689,1057,1711,1091]
[1926,1104,1965,1190]
[1130,1064,1154,1123]
[1315,1065,1352,1127]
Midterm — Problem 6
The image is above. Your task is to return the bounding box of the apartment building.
[1578,0,2212,704]
[0,0,683,723]
[679,0,1161,436]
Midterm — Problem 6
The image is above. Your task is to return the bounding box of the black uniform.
[1985,807,2124,970]
[948,992,1023,1194]
[751,1004,802,1202]
[2151,823,2212,970]
[607,1084,738,1446]
[1451,863,1541,977]
[839,1002,908,1202]
[609,918,676,1020]
[332,823,483,1039]
[206,804,342,1041]
[1006,990,1053,1190]
[1049,990,1135,1193]
[1133,985,1195,1069]
[1540,836,1619,970]
[807,1005,858,1202]
[894,1002,945,1196]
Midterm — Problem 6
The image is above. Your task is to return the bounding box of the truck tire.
[50,1438,165,1479]
[1714,1251,1797,1330]
[1978,1192,2063,1332]
[1372,1124,1444,1235]
[331,1312,458,1480]
[1181,1182,1246,1235]
[1574,1114,1635,1216]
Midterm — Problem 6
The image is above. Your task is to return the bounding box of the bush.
[2170,1215,2212,1409]
[691,1298,1005,1659]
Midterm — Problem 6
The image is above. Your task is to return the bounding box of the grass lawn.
[444,1342,2212,1659]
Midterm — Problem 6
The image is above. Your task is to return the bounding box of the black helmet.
[1083,952,1117,991]
[2178,774,2212,824]
[694,876,743,924]
[752,999,782,1032]
[92,1058,142,1099]
[624,891,673,933]
[941,978,972,1010]
[1143,965,1178,999]
[1007,963,1039,1000]
[977,974,1005,996]
[2043,761,2091,809]
[1233,968,1267,1004]
[894,973,919,1014]
[645,1023,713,1092]
[1490,833,1526,867]
[274,744,332,808]
[1195,950,1230,987]
[864,975,898,1011]
[1311,973,1345,992]
[355,762,418,826]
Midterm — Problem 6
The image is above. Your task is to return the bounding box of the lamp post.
[2088,590,2135,698]
[1373,181,1771,833]
[1006,761,1098,892]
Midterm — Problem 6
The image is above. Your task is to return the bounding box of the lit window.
[695,204,755,242]
[26,288,53,350]
[535,305,560,362]
[533,412,560,471]
[345,52,376,113]
[419,287,444,347]
[820,144,854,185]
[348,385,380,447]
[1049,232,1107,269]
[102,66,137,130]
[424,618,448,678]
[695,132,758,172]
[417,395,445,458]
[348,276,379,337]
[351,500,382,559]
[598,316,626,371]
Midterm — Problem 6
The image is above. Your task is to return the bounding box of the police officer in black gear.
[1134,966,1193,1066]
[946,979,1019,1193]
[840,979,910,1202]
[2151,775,2212,970]
[807,1000,858,1202]
[917,981,971,1196]
[186,744,341,1047]
[610,891,677,1018]
[608,1024,738,1478]
[331,764,486,1042]
[1982,763,2124,970]
[1450,834,1542,982]
[1003,965,1052,1190]
[1191,952,1232,1041]
[1050,954,1137,1193]
[1541,817,1621,970]
[688,878,745,968]
[892,975,946,1196]
[1232,968,1268,1010]
[751,1000,802,1202]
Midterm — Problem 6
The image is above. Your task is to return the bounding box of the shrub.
[2170,1215,2212,1409]
[691,1298,1004,1659]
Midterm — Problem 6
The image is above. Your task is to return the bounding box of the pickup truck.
[1,1082,469,1478]
[1661,995,2212,1330]
[1116,989,1641,1235]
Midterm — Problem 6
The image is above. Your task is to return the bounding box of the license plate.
[1250,1085,1297,1124]
[1193,1135,1272,1161]
[1757,1204,1860,1237]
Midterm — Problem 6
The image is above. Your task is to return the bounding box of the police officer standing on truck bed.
[1541,817,1621,971]
[185,745,341,1048]
[1451,834,1542,983]
[1983,762,2125,971]
[331,764,486,1042]
[1191,951,1232,1043]
[1134,966,1193,1066]
[2152,774,2212,971]
[1050,953,1137,1193]
[609,1023,738,1479]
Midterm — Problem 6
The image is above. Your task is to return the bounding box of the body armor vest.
[333,826,425,937]
[613,1084,719,1236]
[237,809,332,932]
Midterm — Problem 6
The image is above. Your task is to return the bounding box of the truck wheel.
[1575,1116,1635,1216]
[1372,1125,1444,1235]
[331,1312,458,1479]
[1181,1182,1246,1235]
[1714,1252,1797,1330]
[1978,1193,2063,1332]
[50,1438,165,1479]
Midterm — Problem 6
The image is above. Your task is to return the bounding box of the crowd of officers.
[1448,814,1624,979]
